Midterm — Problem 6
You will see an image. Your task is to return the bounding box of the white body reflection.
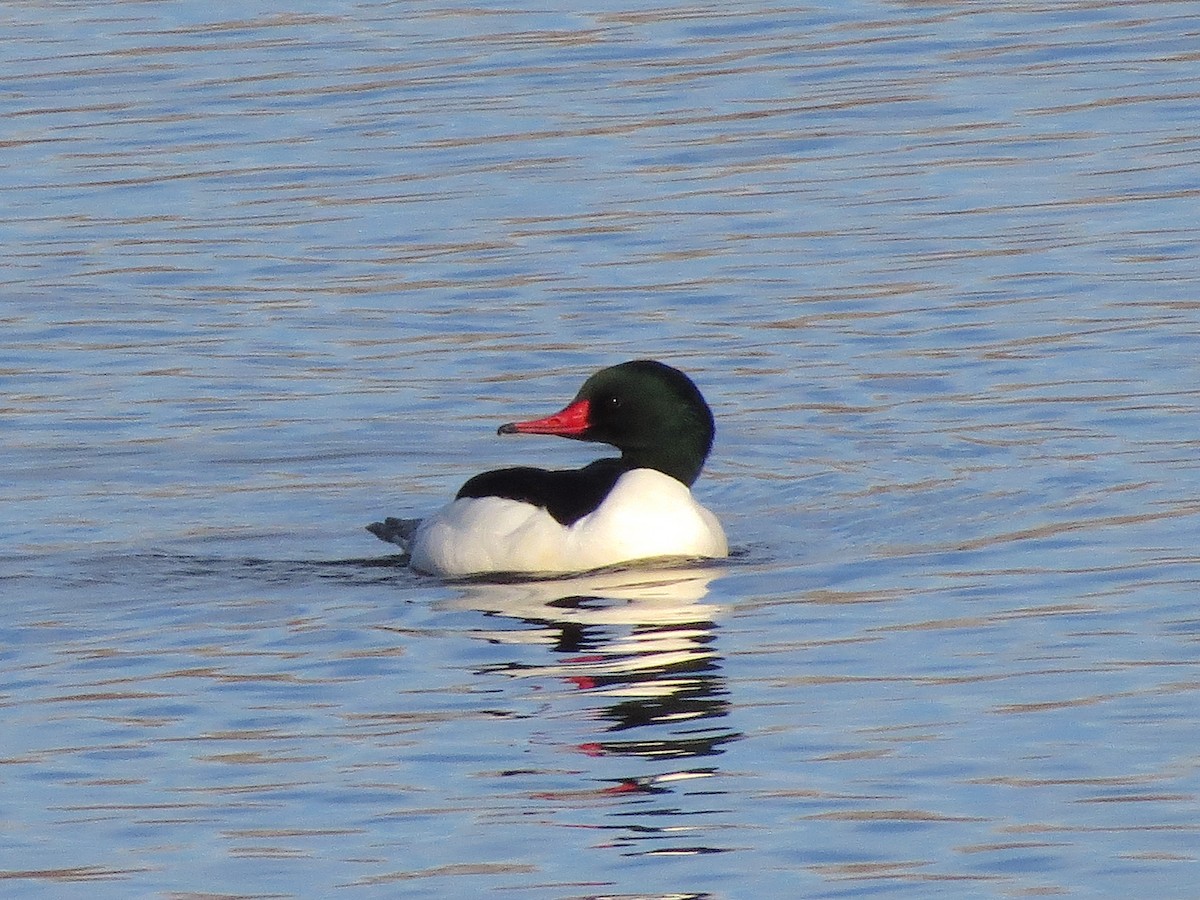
[441,564,737,760]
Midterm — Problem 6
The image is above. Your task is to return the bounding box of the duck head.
[498,360,716,487]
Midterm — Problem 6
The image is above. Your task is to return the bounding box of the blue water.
[3,2,1199,897]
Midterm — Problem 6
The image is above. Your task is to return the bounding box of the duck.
[367,360,727,577]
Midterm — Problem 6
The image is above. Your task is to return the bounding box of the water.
[3,1,1199,896]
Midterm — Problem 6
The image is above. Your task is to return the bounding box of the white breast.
[409,468,727,578]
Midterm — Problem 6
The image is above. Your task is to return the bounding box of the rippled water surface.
[4,2,1199,897]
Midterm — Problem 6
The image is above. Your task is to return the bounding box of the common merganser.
[368,360,728,577]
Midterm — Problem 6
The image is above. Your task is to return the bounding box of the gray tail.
[366,517,421,549]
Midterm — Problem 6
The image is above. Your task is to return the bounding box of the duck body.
[410,467,726,577]
[369,360,727,578]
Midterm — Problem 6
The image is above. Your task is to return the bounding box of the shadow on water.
[68,544,757,587]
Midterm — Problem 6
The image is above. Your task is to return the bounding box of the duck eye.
[605,394,621,409]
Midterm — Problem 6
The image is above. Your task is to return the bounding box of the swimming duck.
[368,360,727,577]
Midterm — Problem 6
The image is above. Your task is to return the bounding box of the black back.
[456,458,632,526]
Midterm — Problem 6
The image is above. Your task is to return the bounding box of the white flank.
[409,468,727,577]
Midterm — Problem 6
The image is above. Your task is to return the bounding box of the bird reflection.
[440,565,739,762]
[435,565,740,856]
